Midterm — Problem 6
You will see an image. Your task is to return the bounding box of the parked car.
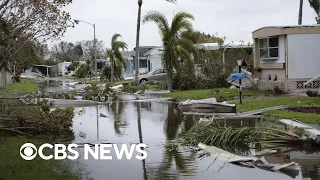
[138,69,167,84]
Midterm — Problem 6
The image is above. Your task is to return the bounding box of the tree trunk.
[134,0,143,85]
[167,71,173,92]
[6,71,12,85]
[136,102,148,180]
[0,68,6,88]
[298,0,303,25]
[111,56,115,83]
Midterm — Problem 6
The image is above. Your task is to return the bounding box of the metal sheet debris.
[179,98,236,114]
[198,143,300,177]
[280,119,320,145]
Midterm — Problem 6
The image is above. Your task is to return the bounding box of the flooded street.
[69,94,320,180]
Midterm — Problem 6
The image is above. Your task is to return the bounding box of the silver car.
[138,69,167,84]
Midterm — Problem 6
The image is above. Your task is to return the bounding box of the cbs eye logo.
[20,143,38,161]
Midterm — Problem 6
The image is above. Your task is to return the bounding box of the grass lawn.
[160,88,270,101]
[234,97,320,124]
[0,136,79,180]
[0,79,39,94]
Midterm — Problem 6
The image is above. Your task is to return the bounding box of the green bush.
[0,100,75,137]
[122,85,145,93]
[75,64,88,78]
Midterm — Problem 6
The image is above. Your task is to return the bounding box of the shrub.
[75,64,89,78]
[0,100,75,137]
[122,85,145,93]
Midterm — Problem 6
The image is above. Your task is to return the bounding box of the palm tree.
[108,100,128,136]
[106,33,127,83]
[299,0,304,25]
[308,0,320,23]
[143,11,196,91]
[298,0,320,24]
[134,0,177,84]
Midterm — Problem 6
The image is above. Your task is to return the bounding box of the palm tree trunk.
[298,0,303,25]
[111,56,114,83]
[134,0,143,84]
[136,102,148,180]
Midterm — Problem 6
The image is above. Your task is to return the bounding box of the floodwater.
[67,94,320,180]
[37,79,87,93]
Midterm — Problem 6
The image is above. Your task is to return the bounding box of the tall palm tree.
[298,0,320,25]
[299,0,304,25]
[106,33,127,83]
[134,0,177,84]
[143,11,196,91]
[308,0,320,23]
[108,100,128,136]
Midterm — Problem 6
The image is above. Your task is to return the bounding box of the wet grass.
[0,79,39,94]
[234,97,320,124]
[0,136,79,180]
[160,88,270,100]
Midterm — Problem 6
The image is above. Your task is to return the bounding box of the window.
[259,37,279,59]
[139,60,147,68]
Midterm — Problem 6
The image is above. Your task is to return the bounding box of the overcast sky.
[58,0,318,50]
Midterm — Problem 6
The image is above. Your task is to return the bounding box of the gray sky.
[59,0,318,50]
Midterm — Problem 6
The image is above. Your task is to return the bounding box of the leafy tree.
[75,64,89,78]
[51,42,83,63]
[0,0,73,88]
[143,11,196,91]
[106,34,127,83]
[0,0,73,69]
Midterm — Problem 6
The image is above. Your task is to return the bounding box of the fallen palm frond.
[184,119,302,155]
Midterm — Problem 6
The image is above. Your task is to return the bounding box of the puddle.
[69,94,320,180]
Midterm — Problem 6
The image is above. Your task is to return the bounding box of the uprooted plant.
[83,83,115,101]
[0,99,75,138]
[183,118,304,154]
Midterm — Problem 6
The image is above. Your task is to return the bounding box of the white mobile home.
[58,61,72,76]
[253,25,320,92]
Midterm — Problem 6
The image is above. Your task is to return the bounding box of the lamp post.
[74,19,97,79]
[236,59,247,104]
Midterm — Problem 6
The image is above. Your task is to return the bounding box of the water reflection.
[135,102,148,180]
[107,99,128,136]
[70,94,320,180]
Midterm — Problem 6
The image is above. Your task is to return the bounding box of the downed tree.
[0,99,75,138]
[183,118,305,155]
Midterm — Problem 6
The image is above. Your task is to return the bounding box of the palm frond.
[170,12,194,35]
[184,120,301,153]
[309,0,320,15]
[176,46,191,61]
[143,11,170,38]
[111,33,122,47]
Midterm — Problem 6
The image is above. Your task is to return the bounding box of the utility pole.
[74,20,97,79]
[298,0,303,25]
[239,65,242,104]
[134,0,143,84]
[93,23,97,79]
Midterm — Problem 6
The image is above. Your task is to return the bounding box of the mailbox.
[231,73,245,81]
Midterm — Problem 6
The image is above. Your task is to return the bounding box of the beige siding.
[260,69,286,80]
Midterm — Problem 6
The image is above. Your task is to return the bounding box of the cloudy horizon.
[57,0,318,50]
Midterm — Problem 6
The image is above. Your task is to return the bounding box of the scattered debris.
[111,84,124,91]
[234,105,289,117]
[39,98,107,107]
[100,113,108,118]
[198,143,300,178]
[144,90,170,95]
[280,119,320,146]
[179,98,236,114]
